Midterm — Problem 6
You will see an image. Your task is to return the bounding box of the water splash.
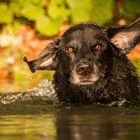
[0,80,57,105]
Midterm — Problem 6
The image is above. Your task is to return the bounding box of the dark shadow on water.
[56,106,140,140]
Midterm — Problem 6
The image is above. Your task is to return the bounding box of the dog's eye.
[95,44,101,50]
[66,47,74,54]
[90,44,101,52]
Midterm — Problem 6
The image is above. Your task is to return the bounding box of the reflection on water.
[0,105,140,140]
[0,80,140,140]
[0,114,56,140]
[56,106,140,140]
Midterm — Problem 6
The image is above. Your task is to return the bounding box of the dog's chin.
[70,75,100,86]
[75,80,95,86]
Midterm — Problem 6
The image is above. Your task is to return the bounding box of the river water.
[0,80,140,140]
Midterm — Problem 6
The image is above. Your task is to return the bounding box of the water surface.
[0,80,140,140]
[0,105,140,140]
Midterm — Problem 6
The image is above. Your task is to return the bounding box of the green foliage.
[0,0,115,37]
[67,0,92,23]
[131,59,140,77]
[48,0,70,21]
[120,0,140,18]
[35,16,63,36]
[0,3,13,23]
[67,0,114,24]
[0,60,4,68]
[21,2,45,20]
[91,0,114,24]
[9,1,22,16]
[0,0,139,36]
[9,0,47,16]
[30,0,47,7]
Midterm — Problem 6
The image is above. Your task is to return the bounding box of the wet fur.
[54,53,140,105]
[54,43,140,105]
[24,19,140,105]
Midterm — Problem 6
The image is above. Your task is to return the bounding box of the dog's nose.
[76,62,92,75]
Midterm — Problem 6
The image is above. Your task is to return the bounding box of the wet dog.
[24,18,140,105]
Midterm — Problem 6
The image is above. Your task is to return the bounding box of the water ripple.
[0,80,57,105]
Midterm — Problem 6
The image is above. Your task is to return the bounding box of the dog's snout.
[76,61,92,75]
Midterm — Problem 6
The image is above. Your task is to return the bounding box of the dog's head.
[24,18,140,86]
[57,24,114,85]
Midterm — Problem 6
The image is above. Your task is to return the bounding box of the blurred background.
[0,0,140,92]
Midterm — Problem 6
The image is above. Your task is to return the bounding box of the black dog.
[24,18,140,105]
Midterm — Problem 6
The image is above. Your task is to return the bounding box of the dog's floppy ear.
[23,38,61,73]
[107,18,140,54]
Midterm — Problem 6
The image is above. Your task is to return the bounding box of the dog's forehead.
[67,27,100,37]
[62,26,104,45]
[73,28,99,39]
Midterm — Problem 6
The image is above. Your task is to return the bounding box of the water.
[0,105,140,140]
[0,80,140,140]
[0,80,56,105]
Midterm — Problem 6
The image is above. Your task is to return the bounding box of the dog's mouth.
[76,80,95,85]
[70,74,100,86]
